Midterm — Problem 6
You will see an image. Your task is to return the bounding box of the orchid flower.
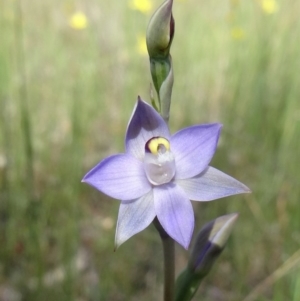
[82,98,250,249]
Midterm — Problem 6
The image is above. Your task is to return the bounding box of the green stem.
[154,218,175,301]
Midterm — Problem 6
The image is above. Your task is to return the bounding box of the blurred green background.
[1,0,300,300]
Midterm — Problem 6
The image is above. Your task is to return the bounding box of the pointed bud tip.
[209,213,239,248]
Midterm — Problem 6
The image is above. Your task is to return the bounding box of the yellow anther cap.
[145,137,170,155]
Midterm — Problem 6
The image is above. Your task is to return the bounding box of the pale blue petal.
[171,124,222,179]
[154,184,194,249]
[176,166,251,201]
[82,154,151,201]
[126,98,170,160]
[115,191,155,248]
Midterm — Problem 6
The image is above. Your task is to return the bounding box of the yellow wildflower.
[129,0,153,14]
[261,0,278,14]
[231,27,245,40]
[137,34,148,56]
[69,12,88,30]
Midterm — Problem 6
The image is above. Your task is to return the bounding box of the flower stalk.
[150,56,174,122]
[154,218,175,301]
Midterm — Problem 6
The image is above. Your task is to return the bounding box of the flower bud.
[146,0,175,122]
[146,0,175,121]
[146,0,174,59]
[189,213,239,274]
[175,213,239,301]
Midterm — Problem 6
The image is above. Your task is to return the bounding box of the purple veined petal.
[82,153,151,201]
[115,191,155,248]
[126,97,171,160]
[176,166,251,202]
[171,123,222,179]
[154,183,194,249]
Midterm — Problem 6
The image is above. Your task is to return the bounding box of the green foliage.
[1,0,300,300]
